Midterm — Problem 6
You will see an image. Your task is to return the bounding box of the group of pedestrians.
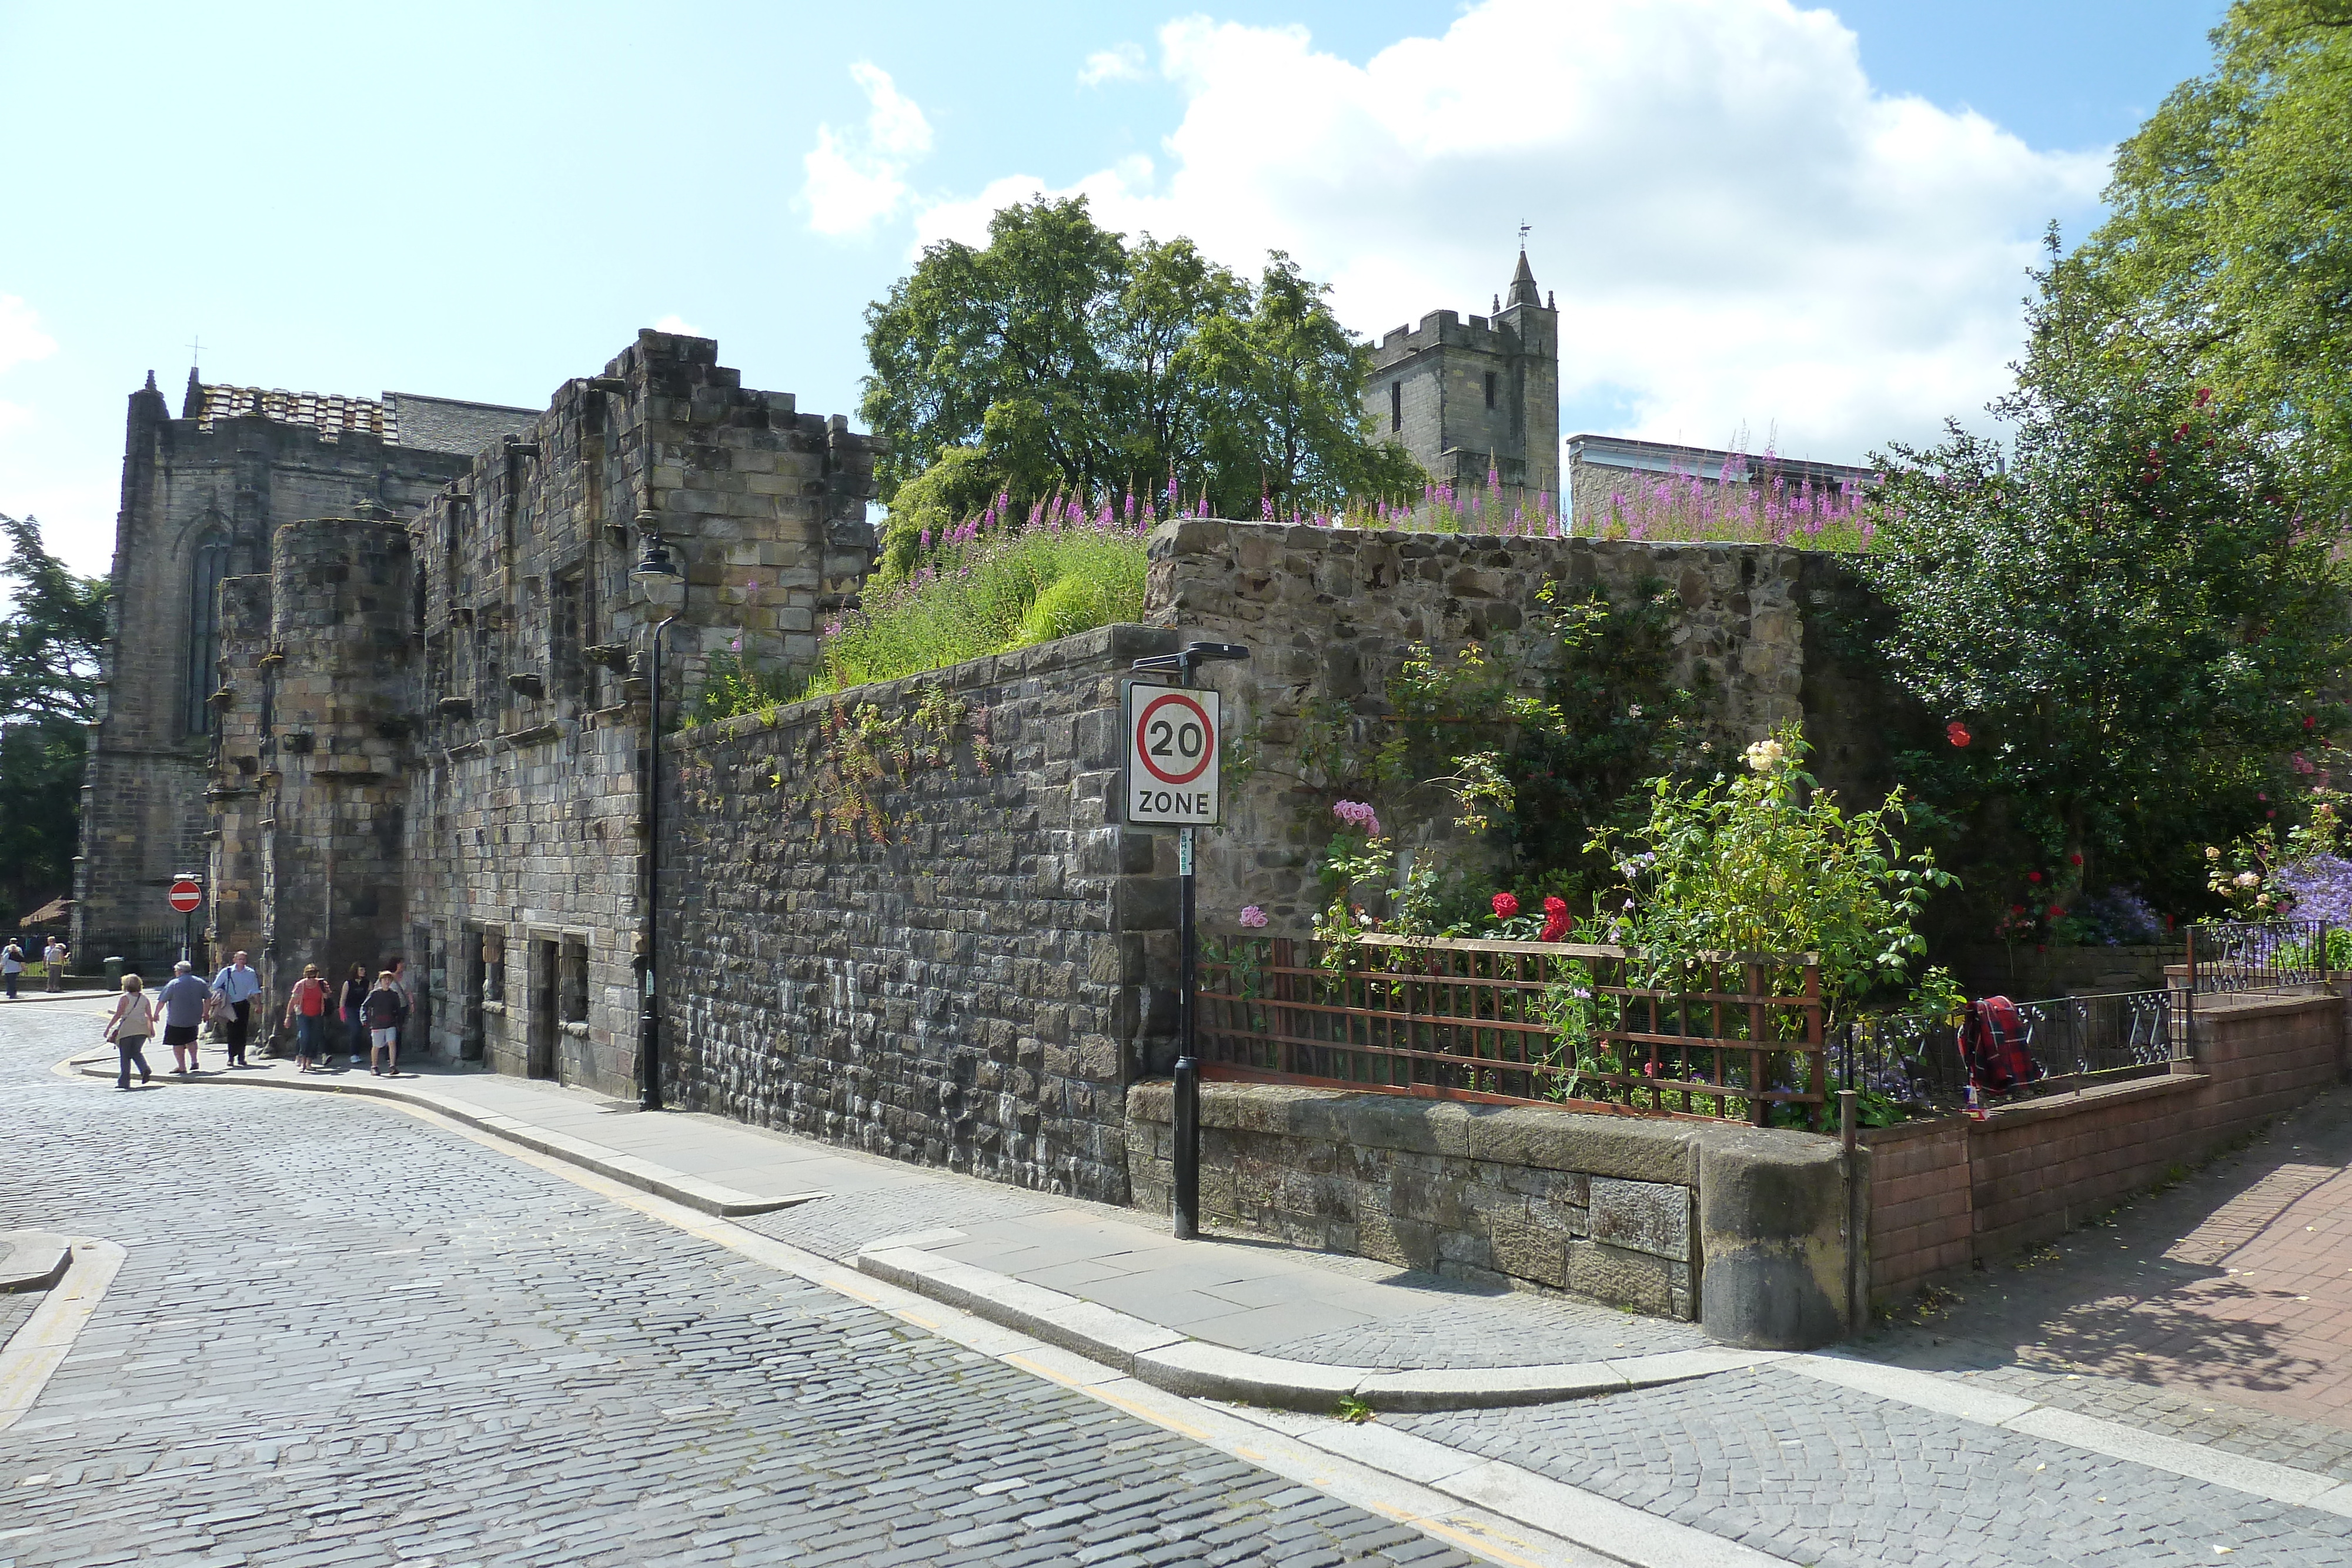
[0,937,67,999]
[102,950,410,1089]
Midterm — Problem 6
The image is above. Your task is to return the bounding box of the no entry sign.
[1125,683,1221,825]
[168,878,203,914]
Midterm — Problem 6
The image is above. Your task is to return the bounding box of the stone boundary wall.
[1141,520,1920,931]
[1127,1079,1860,1348]
[1865,988,2350,1298]
[658,624,1183,1203]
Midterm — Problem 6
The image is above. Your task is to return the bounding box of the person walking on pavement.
[210,951,260,1066]
[338,962,369,1067]
[363,969,409,1076]
[158,960,213,1074]
[285,964,330,1072]
[104,973,156,1089]
[1,940,22,1000]
[43,937,66,992]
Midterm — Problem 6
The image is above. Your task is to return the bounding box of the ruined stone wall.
[1142,520,1919,931]
[401,330,883,1097]
[658,624,1184,1203]
[79,380,476,964]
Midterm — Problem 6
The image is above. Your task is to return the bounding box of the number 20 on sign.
[1124,682,1220,825]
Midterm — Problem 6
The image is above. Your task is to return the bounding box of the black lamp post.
[630,514,684,1112]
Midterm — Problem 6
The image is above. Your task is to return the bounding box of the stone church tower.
[1364,249,1560,519]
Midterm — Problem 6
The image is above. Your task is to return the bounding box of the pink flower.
[1491,892,1519,920]
[1332,800,1382,837]
[1237,905,1268,929]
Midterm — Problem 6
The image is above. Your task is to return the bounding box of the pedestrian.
[363,969,409,1076]
[104,972,156,1089]
[285,963,330,1072]
[43,937,66,992]
[158,959,214,1075]
[209,950,261,1066]
[339,962,369,1067]
[1,940,22,1001]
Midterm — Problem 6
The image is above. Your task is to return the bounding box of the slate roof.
[190,382,535,456]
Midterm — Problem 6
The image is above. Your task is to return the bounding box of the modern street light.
[630,513,684,1112]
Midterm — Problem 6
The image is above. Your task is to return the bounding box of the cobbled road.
[0,1006,1465,1568]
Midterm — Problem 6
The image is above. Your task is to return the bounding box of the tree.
[1858,239,2350,919]
[0,513,109,922]
[860,197,1418,574]
[2077,0,2352,518]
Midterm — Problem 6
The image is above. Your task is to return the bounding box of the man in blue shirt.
[210,950,263,1068]
[157,961,215,1075]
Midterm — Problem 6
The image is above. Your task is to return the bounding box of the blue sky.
[0,0,2229,577]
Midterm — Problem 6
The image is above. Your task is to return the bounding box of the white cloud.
[910,0,2110,462]
[1079,42,1148,86]
[0,296,57,376]
[800,63,935,239]
[653,313,705,337]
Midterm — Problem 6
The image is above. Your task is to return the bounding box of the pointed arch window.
[186,531,229,734]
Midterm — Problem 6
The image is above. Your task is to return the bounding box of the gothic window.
[1389,380,1402,433]
[186,531,229,735]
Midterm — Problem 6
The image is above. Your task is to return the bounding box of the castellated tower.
[1364,249,1561,519]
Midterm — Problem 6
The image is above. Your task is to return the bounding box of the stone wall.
[657,624,1185,1203]
[1127,1078,1862,1346]
[1864,987,2350,1298]
[1142,520,1920,930]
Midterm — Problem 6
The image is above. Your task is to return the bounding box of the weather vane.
[1518,220,1531,249]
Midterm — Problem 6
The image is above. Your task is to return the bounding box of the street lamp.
[630,513,684,1112]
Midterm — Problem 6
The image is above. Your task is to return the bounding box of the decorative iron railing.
[2185,919,2335,997]
[1196,933,1826,1128]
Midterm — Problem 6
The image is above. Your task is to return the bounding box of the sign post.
[168,875,203,965]
[1126,642,1248,1241]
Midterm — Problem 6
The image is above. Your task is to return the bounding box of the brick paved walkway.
[1859,1083,2352,1436]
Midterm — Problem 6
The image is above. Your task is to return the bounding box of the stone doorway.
[528,938,558,1080]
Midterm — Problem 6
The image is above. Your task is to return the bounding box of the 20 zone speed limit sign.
[1125,683,1221,825]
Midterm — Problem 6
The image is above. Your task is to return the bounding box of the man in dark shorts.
[157,961,215,1075]
[210,951,262,1065]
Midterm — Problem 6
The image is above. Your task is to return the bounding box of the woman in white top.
[106,974,157,1089]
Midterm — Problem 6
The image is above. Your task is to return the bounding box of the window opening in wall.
[1484,370,1498,410]
[1389,380,1401,433]
[553,565,592,711]
[529,938,559,1080]
[461,928,487,1062]
[186,530,230,735]
[560,938,589,1025]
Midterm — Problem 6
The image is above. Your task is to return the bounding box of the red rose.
[1946,721,1971,748]
[2047,904,2065,921]
[2069,852,2083,866]
[1539,895,1570,942]
[1491,892,1519,920]
[2027,871,2041,884]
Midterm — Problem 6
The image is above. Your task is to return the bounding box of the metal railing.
[82,925,209,981]
[1197,933,1828,1128]
[1833,986,2181,1113]
[2186,918,2334,997]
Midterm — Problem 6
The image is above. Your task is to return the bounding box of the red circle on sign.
[1135,693,1215,785]
[168,880,202,913]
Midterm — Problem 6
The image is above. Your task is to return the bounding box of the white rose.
[2234,871,2260,888]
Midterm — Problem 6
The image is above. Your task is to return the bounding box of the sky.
[0,0,2231,579]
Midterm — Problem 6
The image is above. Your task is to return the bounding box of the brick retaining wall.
[1865,988,2349,1298]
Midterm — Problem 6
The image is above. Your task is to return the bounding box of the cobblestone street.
[0,1006,1462,1568]
[8,1001,2352,1567]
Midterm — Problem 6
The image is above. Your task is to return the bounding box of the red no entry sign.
[168,878,203,914]
[1125,683,1221,825]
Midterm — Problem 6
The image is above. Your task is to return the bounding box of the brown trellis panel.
[1197,932,1826,1127]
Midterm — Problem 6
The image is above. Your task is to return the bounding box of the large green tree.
[0,514,108,924]
[2077,0,2352,517]
[861,197,1418,574]
[1859,240,2350,919]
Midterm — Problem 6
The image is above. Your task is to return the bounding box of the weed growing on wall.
[770,683,980,843]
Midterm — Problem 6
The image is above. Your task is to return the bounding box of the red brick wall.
[1863,989,2346,1298]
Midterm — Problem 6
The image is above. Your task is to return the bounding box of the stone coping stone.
[0,1232,71,1293]
[61,1055,823,1220]
[855,1239,1783,1413]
